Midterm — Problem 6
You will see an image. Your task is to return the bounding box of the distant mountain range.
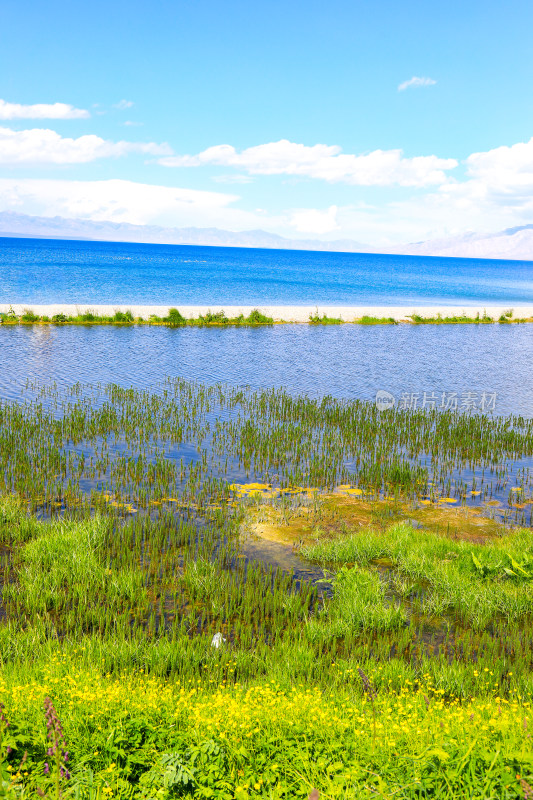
[403,225,533,261]
[0,211,532,261]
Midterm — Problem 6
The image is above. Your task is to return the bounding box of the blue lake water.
[1,235,533,306]
[0,323,532,417]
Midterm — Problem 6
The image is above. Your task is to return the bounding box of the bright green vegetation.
[0,380,532,796]
[1,495,533,797]
[408,311,495,324]
[1,660,532,800]
[408,309,533,324]
[304,522,533,629]
[3,306,533,328]
[150,308,275,327]
[308,310,343,324]
[356,315,397,325]
[0,307,274,327]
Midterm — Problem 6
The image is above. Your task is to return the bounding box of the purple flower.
[43,697,71,782]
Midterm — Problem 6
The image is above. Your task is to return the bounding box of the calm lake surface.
[1,235,533,305]
[0,323,532,417]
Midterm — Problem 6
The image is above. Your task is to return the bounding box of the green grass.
[308,310,343,324]
[356,315,397,325]
[406,309,533,325]
[0,307,274,327]
[0,496,532,796]
[303,521,533,628]
[0,378,531,796]
[3,306,533,327]
[408,311,496,324]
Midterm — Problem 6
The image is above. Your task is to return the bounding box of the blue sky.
[1,0,533,244]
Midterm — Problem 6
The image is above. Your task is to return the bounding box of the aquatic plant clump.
[309,310,343,324]
[356,315,397,325]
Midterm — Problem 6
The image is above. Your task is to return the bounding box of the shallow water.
[0,323,532,417]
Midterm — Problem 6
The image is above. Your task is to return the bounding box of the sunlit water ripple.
[0,323,531,417]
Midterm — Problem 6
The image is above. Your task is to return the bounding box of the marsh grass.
[303,522,533,628]
[0,378,531,794]
[408,311,495,324]
[306,565,407,641]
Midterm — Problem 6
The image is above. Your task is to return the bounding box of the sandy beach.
[2,303,533,322]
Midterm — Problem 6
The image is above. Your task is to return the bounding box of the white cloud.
[2,134,533,247]
[289,205,339,234]
[0,126,172,165]
[115,100,134,110]
[0,99,90,120]
[0,177,241,226]
[398,76,437,91]
[159,138,456,188]
[212,174,253,184]
[406,137,533,235]
[465,137,533,192]
[346,136,533,244]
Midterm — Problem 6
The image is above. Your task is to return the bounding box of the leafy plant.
[21,308,39,323]
[471,552,532,580]
[244,309,273,325]
[113,310,134,323]
[503,555,532,579]
[199,310,229,325]
[165,308,186,326]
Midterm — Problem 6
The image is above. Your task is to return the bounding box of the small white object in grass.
[211,632,226,648]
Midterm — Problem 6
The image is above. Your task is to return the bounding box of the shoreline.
[2,302,533,323]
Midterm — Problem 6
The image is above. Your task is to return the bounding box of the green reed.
[1,377,532,522]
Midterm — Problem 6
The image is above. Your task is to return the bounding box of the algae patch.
[244,489,511,549]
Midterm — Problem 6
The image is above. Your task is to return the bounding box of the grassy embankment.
[0,307,274,327]
[2,307,533,327]
[308,313,397,325]
[408,309,533,324]
[0,381,532,796]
